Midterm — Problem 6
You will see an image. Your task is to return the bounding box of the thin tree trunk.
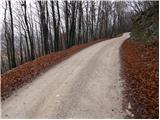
[56,1,61,50]
[8,1,16,68]
[4,2,11,69]
[64,1,69,48]
[38,1,49,55]
[19,25,23,64]
[78,1,82,44]
[51,1,59,51]
[69,1,76,46]
[23,1,35,60]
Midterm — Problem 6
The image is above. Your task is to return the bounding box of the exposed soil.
[121,39,159,118]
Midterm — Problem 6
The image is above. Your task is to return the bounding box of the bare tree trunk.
[23,43,27,62]
[35,24,41,57]
[78,1,82,44]
[64,1,69,48]
[46,3,53,52]
[51,1,59,51]
[104,1,109,38]
[19,24,23,64]
[69,1,76,46]
[8,1,16,68]
[24,31,30,61]
[4,2,11,69]
[86,1,89,42]
[90,1,95,39]
[96,1,101,39]
[38,1,49,55]
[23,1,35,60]
[56,1,61,50]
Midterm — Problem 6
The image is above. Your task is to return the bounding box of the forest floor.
[2,33,130,118]
[121,39,159,118]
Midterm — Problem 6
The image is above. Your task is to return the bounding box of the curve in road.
[2,33,130,118]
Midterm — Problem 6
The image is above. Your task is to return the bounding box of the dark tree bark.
[20,15,31,61]
[46,3,53,52]
[90,1,95,39]
[56,1,61,50]
[4,2,11,69]
[23,27,30,61]
[69,1,76,46]
[35,24,41,57]
[104,1,109,38]
[19,24,23,64]
[38,1,49,55]
[85,1,89,42]
[78,1,82,44]
[64,1,69,48]
[22,1,35,60]
[8,1,16,68]
[23,44,28,62]
[96,1,101,39]
[51,1,59,51]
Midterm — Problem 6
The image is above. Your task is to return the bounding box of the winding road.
[2,33,130,118]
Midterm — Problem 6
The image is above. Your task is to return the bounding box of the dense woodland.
[1,1,158,73]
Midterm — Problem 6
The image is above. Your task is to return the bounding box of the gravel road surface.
[2,33,130,118]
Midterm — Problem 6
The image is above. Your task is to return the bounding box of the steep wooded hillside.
[131,2,159,41]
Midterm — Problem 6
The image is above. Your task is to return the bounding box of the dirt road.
[2,33,130,118]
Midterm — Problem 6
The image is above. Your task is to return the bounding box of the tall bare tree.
[8,1,16,68]
[22,1,35,60]
[38,1,49,55]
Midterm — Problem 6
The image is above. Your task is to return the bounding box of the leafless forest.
[1,1,156,73]
[1,1,159,119]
